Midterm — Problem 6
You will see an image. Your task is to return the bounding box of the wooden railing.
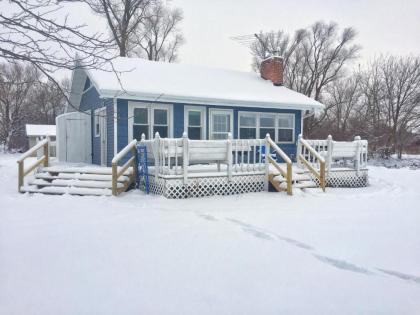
[17,139,49,192]
[111,139,138,196]
[297,134,326,191]
[265,135,293,195]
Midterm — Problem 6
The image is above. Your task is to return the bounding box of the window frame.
[277,113,295,143]
[128,102,173,141]
[237,111,295,143]
[94,108,101,137]
[184,106,206,139]
[209,108,233,140]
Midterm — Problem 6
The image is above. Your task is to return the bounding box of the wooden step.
[34,172,130,182]
[40,165,133,176]
[20,185,112,196]
[280,181,318,190]
[272,173,312,183]
[29,179,124,189]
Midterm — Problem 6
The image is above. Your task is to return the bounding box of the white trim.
[99,89,324,112]
[128,101,173,141]
[184,106,206,140]
[209,108,233,140]
[96,107,107,166]
[237,111,295,143]
[113,98,118,155]
[93,108,101,137]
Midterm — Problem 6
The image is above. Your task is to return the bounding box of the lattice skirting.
[143,174,265,198]
[310,169,368,188]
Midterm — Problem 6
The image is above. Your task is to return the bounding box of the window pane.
[212,133,228,140]
[134,108,148,124]
[239,114,256,127]
[260,128,275,139]
[133,125,148,140]
[278,129,293,142]
[154,126,168,138]
[154,109,167,125]
[240,128,256,139]
[188,126,201,140]
[188,111,201,126]
[212,114,229,133]
[278,115,293,128]
[260,116,275,127]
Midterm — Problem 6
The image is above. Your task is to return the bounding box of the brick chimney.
[260,56,284,86]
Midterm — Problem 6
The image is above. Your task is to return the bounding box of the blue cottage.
[65,56,323,167]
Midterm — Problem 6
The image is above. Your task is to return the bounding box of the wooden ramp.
[20,166,135,196]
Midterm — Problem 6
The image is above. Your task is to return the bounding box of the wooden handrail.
[111,139,138,196]
[17,139,49,192]
[298,136,326,191]
[265,135,293,195]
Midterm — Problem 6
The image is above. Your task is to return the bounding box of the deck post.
[182,132,189,184]
[43,140,49,167]
[326,135,332,176]
[297,134,302,168]
[154,132,160,180]
[354,135,361,176]
[18,161,24,192]
[264,134,270,191]
[227,133,232,181]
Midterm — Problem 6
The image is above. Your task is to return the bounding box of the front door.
[209,109,233,139]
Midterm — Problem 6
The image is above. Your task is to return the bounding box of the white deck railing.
[298,135,368,176]
[139,132,269,183]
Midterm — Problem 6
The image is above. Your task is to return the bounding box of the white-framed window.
[94,108,101,137]
[128,102,172,140]
[239,112,257,139]
[209,109,233,140]
[184,106,206,140]
[278,114,295,142]
[238,112,295,143]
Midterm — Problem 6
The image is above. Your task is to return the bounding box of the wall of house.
[115,99,302,162]
[79,82,114,166]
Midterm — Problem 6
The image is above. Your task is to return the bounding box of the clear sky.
[168,0,420,71]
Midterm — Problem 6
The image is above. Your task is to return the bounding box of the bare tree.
[0,63,39,150]
[379,55,420,158]
[322,74,363,140]
[251,29,306,71]
[82,0,153,57]
[251,21,360,136]
[130,0,184,62]
[1,0,112,85]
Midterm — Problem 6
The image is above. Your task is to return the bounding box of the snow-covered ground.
[1,153,419,315]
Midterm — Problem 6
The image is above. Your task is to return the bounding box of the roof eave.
[99,89,325,111]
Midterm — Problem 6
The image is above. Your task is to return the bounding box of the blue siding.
[105,99,114,166]
[115,99,302,161]
[79,81,114,166]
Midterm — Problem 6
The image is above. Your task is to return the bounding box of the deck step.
[40,166,133,176]
[29,179,124,189]
[20,185,112,196]
[272,174,312,183]
[34,172,130,182]
[280,181,318,190]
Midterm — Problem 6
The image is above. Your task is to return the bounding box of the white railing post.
[326,134,333,176]
[354,135,361,176]
[182,132,189,184]
[154,132,160,180]
[264,134,270,191]
[227,133,233,181]
[297,134,302,168]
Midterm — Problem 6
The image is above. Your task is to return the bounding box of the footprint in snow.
[377,268,420,285]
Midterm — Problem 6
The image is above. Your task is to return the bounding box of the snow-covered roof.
[84,57,324,111]
[25,124,56,137]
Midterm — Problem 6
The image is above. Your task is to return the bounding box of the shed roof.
[81,57,324,111]
[25,124,56,137]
